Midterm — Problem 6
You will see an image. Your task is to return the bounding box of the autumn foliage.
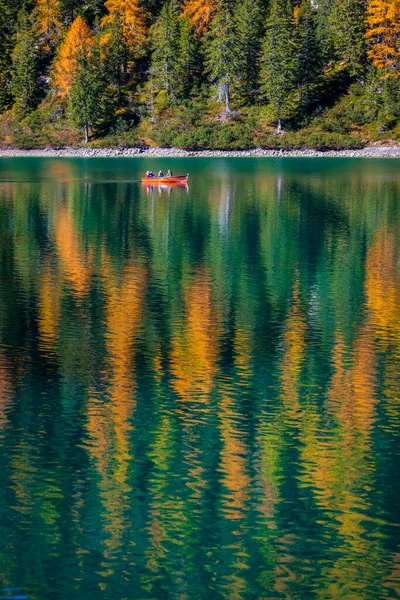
[101,0,147,48]
[53,16,93,97]
[366,0,400,77]
[181,0,218,35]
[35,0,62,46]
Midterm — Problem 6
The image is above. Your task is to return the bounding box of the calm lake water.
[0,157,400,600]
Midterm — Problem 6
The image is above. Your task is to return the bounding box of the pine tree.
[295,0,321,113]
[101,14,125,99]
[366,0,400,78]
[328,0,368,78]
[235,0,263,104]
[0,1,14,112]
[35,0,62,48]
[181,0,218,36]
[101,0,147,54]
[206,0,239,114]
[260,0,295,131]
[12,19,41,118]
[176,15,201,97]
[69,40,106,143]
[53,16,94,98]
[59,0,81,23]
[150,0,180,102]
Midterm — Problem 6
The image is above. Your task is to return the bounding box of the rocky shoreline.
[0,145,400,158]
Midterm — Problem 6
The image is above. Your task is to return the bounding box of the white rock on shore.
[0,146,400,158]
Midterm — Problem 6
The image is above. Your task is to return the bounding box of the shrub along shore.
[1,146,400,158]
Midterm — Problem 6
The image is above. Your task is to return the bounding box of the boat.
[141,174,189,186]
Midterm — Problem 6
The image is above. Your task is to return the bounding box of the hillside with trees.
[0,0,399,149]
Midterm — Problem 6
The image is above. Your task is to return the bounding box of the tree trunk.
[85,122,89,144]
[117,63,121,102]
[225,79,231,115]
[277,118,283,134]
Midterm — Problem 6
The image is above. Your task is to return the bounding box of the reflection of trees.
[0,160,400,598]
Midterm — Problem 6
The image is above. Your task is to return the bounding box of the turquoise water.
[0,157,400,599]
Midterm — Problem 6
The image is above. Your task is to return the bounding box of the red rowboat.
[141,174,189,186]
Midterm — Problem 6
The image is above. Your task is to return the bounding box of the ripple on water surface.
[0,157,399,599]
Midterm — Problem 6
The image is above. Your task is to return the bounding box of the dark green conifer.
[206,0,239,114]
[328,0,367,78]
[0,1,14,112]
[103,15,125,101]
[69,41,106,143]
[12,17,41,119]
[150,0,180,103]
[176,16,201,97]
[260,0,295,131]
[295,0,321,114]
[235,0,263,104]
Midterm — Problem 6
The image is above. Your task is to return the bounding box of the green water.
[0,157,400,600]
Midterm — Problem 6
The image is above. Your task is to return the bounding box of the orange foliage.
[54,206,92,297]
[365,229,400,340]
[219,395,250,521]
[365,0,400,77]
[38,259,60,354]
[181,0,218,35]
[170,270,220,403]
[53,16,93,97]
[101,0,147,49]
[0,349,13,431]
[280,279,307,421]
[35,0,62,46]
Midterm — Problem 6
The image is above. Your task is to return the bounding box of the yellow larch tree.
[101,0,147,51]
[53,16,94,98]
[181,0,218,36]
[35,0,62,47]
[365,0,400,77]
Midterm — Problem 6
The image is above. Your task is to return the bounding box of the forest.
[0,0,399,149]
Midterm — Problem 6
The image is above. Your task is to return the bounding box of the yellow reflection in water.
[54,206,92,298]
[171,269,219,404]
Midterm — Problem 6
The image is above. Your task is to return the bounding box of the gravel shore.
[0,145,400,158]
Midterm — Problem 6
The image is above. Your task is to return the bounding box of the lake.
[0,157,400,600]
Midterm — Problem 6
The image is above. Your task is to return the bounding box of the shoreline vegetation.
[1,0,399,153]
[1,145,400,158]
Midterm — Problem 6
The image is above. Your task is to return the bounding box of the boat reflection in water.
[144,183,189,195]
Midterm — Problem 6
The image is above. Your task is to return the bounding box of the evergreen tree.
[260,0,295,131]
[69,40,106,142]
[176,15,201,97]
[0,1,14,112]
[59,0,81,23]
[295,0,321,114]
[328,0,368,78]
[102,14,125,100]
[315,0,335,64]
[150,0,180,103]
[141,0,166,19]
[206,0,239,114]
[12,19,41,118]
[235,0,263,104]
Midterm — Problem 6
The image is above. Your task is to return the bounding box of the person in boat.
[146,170,154,178]
[158,170,164,177]
[166,169,173,177]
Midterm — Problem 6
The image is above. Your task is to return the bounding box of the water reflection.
[0,157,399,599]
